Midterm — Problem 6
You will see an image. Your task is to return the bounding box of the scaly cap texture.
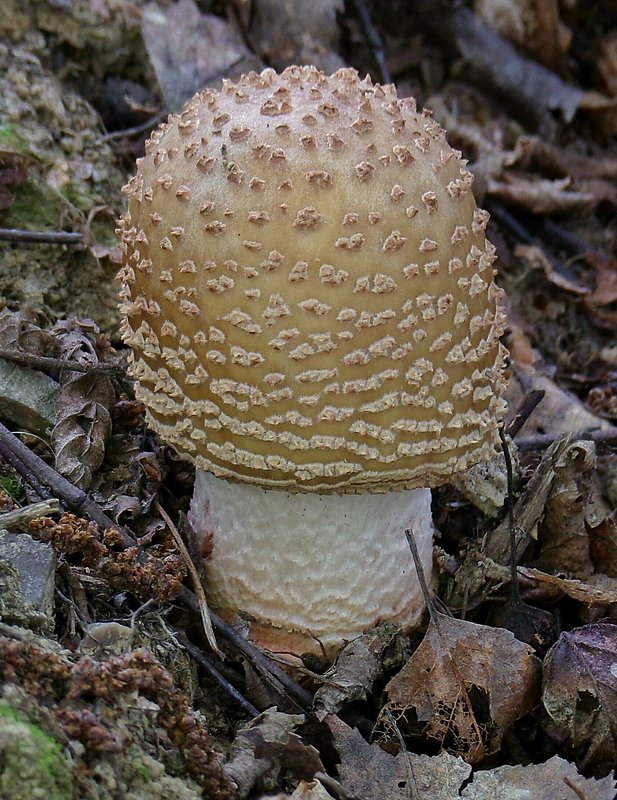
[117,66,507,492]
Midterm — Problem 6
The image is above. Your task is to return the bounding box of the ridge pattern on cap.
[117,65,508,492]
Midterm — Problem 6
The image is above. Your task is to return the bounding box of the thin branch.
[405,527,438,621]
[174,629,259,718]
[0,347,123,375]
[155,499,221,657]
[499,426,520,604]
[0,228,83,245]
[505,390,545,439]
[515,427,617,451]
[0,421,136,547]
[351,0,392,84]
[177,585,313,711]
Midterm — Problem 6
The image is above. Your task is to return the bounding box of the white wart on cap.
[117,66,508,656]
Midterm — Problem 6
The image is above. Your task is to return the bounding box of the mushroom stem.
[189,470,434,658]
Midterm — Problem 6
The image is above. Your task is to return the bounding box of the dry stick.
[176,585,313,711]
[515,427,617,451]
[351,0,392,84]
[0,433,53,501]
[499,427,520,604]
[174,629,259,718]
[0,347,123,375]
[404,528,438,622]
[155,499,221,657]
[0,420,136,547]
[0,499,60,530]
[0,228,83,245]
[505,390,545,440]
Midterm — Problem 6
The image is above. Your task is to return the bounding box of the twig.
[506,390,545,439]
[97,110,168,144]
[0,347,124,375]
[0,228,83,245]
[174,629,259,718]
[487,200,587,289]
[516,427,617,451]
[0,421,136,547]
[351,0,392,84]
[0,499,60,530]
[176,585,313,711]
[381,707,420,800]
[404,528,437,621]
[499,427,520,604]
[155,499,221,657]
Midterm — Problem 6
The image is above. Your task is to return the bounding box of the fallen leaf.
[543,623,617,775]
[313,624,404,721]
[51,320,114,491]
[225,709,324,799]
[249,0,345,73]
[141,0,260,111]
[382,613,541,763]
[328,715,471,800]
[588,512,617,577]
[534,440,595,578]
[461,754,616,799]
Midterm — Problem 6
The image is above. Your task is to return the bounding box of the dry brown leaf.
[472,0,571,71]
[514,244,590,296]
[543,623,617,775]
[313,624,404,722]
[461,754,616,799]
[225,709,324,799]
[382,613,541,764]
[328,715,471,800]
[141,0,260,111]
[535,440,595,578]
[487,174,597,215]
[249,0,345,73]
[521,568,617,606]
[51,320,114,491]
[588,512,617,577]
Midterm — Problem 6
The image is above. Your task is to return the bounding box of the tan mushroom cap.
[117,65,508,492]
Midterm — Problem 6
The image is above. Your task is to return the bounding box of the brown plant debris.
[381,613,541,763]
[543,622,617,776]
[0,635,236,798]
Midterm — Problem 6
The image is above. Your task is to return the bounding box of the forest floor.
[0,2,616,798]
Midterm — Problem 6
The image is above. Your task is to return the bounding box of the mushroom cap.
[117,66,508,492]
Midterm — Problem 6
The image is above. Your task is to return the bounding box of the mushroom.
[117,66,508,659]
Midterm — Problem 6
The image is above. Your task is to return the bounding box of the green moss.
[0,471,21,501]
[0,705,74,800]
[0,123,30,155]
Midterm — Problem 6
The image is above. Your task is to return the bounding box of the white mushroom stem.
[189,470,434,658]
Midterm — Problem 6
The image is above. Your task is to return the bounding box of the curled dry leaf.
[51,320,114,491]
[382,613,541,764]
[461,754,616,799]
[535,439,596,579]
[313,624,404,721]
[328,715,471,800]
[543,623,617,775]
[225,709,324,799]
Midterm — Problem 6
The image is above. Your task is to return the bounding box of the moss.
[0,123,30,155]
[0,705,74,800]
[0,470,21,502]
[3,178,66,230]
